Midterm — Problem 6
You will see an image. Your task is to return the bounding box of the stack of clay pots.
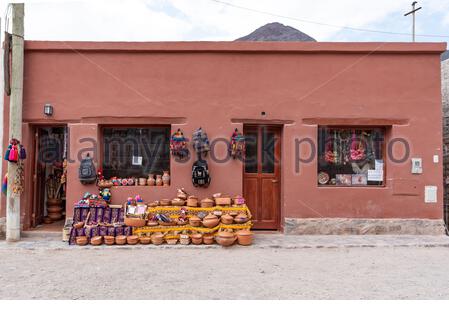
[47,198,63,221]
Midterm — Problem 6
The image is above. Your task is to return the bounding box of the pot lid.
[217,231,235,238]
[237,229,252,236]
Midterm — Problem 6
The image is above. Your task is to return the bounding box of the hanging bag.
[79,153,97,184]
[192,159,211,187]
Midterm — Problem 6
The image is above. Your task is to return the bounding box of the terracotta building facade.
[0,41,446,235]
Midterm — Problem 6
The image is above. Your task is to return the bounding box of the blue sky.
[1,0,448,44]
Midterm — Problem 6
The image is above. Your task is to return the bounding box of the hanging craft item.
[4,138,26,163]
[349,131,366,162]
[170,128,189,159]
[192,158,211,188]
[2,174,7,195]
[79,153,97,184]
[229,128,245,159]
[324,136,336,164]
[192,127,210,157]
[12,161,25,195]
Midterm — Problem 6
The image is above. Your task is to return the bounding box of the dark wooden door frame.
[243,124,282,230]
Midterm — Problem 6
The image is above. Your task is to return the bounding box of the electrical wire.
[209,0,449,39]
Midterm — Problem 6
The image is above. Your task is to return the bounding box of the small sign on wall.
[424,186,437,203]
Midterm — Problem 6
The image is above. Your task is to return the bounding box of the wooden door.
[243,125,281,230]
[32,128,46,227]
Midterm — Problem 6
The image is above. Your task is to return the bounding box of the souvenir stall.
[69,190,252,246]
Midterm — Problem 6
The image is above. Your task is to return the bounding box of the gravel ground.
[1,245,449,299]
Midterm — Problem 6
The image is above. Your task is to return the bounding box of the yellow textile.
[133,221,252,236]
[145,205,251,218]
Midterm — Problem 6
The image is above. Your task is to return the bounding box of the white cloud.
[0,0,448,41]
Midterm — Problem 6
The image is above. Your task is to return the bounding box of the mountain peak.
[235,22,316,42]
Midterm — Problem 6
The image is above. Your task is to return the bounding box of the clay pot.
[221,213,234,225]
[147,174,156,186]
[162,171,170,186]
[139,178,147,186]
[43,217,53,224]
[155,175,163,186]
[236,230,253,246]
[215,231,236,247]
[151,233,164,245]
[203,234,215,245]
[191,233,203,245]
[200,198,214,208]
[90,236,103,246]
[127,235,139,245]
[139,236,151,245]
[171,198,185,206]
[189,215,202,227]
[47,198,62,206]
[234,213,249,224]
[187,196,198,207]
[115,235,127,245]
[160,199,171,206]
[104,236,115,245]
[202,213,219,228]
[76,236,88,246]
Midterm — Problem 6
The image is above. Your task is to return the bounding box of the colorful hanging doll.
[192,127,210,157]
[349,130,366,161]
[4,138,26,163]
[229,128,245,159]
[99,188,111,203]
[2,174,7,195]
[170,128,189,159]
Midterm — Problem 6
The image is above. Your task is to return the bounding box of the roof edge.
[24,41,446,54]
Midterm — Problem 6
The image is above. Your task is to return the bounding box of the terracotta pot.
[155,175,163,186]
[115,235,127,245]
[127,235,139,245]
[139,178,147,186]
[151,233,164,245]
[47,206,62,213]
[202,213,219,228]
[191,233,203,245]
[76,236,88,246]
[187,196,198,207]
[147,174,155,186]
[203,234,215,245]
[234,213,249,224]
[215,231,236,247]
[47,198,62,206]
[162,171,170,186]
[90,236,103,246]
[189,215,202,227]
[200,198,214,208]
[43,217,53,224]
[139,236,151,245]
[236,230,253,246]
[104,236,115,245]
[221,213,234,225]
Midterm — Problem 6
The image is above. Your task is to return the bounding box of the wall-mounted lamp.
[44,103,53,116]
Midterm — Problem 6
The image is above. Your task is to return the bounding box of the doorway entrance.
[243,125,281,230]
[31,126,67,228]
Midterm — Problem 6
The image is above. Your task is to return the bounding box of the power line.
[209,0,449,39]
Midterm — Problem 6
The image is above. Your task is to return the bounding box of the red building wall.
[1,41,445,229]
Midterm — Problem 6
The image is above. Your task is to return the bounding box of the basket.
[180,234,190,245]
[215,197,232,206]
[115,235,127,245]
[166,238,178,245]
[151,233,164,245]
[171,198,185,206]
[90,236,103,246]
[127,235,139,245]
[200,198,215,208]
[160,199,171,206]
[124,217,146,227]
[189,216,202,227]
[191,234,203,245]
[76,236,88,246]
[73,221,85,229]
[104,236,115,245]
[159,221,177,226]
[139,236,151,245]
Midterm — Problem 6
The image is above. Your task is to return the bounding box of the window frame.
[100,124,171,181]
[316,125,387,188]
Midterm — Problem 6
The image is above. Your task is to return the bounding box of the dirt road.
[1,245,448,299]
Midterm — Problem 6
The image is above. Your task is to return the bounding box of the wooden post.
[6,3,24,241]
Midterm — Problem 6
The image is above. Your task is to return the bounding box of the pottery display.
[147,174,155,186]
[236,230,253,246]
[215,231,236,247]
[162,171,170,186]
[202,213,219,228]
[155,175,163,186]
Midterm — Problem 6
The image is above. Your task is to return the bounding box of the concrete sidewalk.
[1,233,448,250]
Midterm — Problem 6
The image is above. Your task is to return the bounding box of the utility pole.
[404,1,422,42]
[6,3,24,241]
